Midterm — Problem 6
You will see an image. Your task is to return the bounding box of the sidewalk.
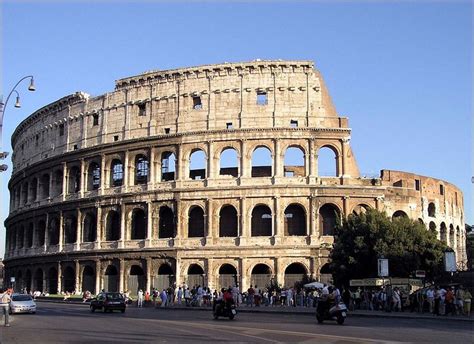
[38,297,474,322]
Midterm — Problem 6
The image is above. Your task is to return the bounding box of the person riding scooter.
[213,288,236,319]
[316,285,347,324]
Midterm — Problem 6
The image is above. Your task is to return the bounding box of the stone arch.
[87,161,101,191]
[220,147,239,177]
[440,222,447,243]
[284,262,308,288]
[449,224,455,248]
[52,169,63,197]
[33,268,44,292]
[251,146,272,177]
[68,165,81,194]
[82,265,95,293]
[429,221,437,234]
[27,222,34,248]
[251,204,272,237]
[128,265,145,293]
[188,206,205,238]
[104,265,119,292]
[48,267,58,294]
[83,212,97,243]
[428,202,436,217]
[63,266,75,293]
[284,146,305,177]
[319,263,333,285]
[22,181,28,204]
[250,263,272,289]
[319,203,340,236]
[187,264,205,287]
[29,177,38,202]
[105,210,121,241]
[219,205,238,237]
[284,203,307,236]
[134,154,149,185]
[352,204,370,215]
[40,173,50,199]
[218,264,238,289]
[158,206,176,238]
[318,145,338,177]
[18,225,24,248]
[25,269,32,293]
[392,210,408,219]
[48,216,60,245]
[154,263,175,291]
[64,214,77,244]
[110,158,124,187]
[161,151,176,181]
[131,208,147,240]
[189,149,206,180]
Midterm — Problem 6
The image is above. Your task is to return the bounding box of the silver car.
[10,294,37,314]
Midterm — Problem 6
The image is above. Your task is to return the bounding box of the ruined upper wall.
[10,60,347,172]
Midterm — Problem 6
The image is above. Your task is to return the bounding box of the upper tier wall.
[11,60,344,173]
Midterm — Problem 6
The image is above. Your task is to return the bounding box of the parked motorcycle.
[213,301,237,320]
[316,300,348,324]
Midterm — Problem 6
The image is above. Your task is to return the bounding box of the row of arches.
[11,145,339,209]
[7,203,342,251]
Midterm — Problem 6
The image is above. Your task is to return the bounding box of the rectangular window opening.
[193,96,202,110]
[290,120,298,128]
[73,144,78,150]
[59,124,64,136]
[164,128,170,134]
[113,135,119,142]
[257,91,268,106]
[93,114,99,126]
[440,184,444,195]
[285,171,295,177]
[226,122,234,130]
[415,179,420,191]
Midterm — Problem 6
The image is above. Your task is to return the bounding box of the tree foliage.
[329,209,447,287]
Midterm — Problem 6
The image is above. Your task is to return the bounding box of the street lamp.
[0,75,36,172]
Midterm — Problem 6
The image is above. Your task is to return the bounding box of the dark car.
[90,292,126,313]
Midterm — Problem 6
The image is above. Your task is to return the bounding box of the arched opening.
[18,226,24,248]
[63,266,75,293]
[110,159,124,187]
[188,206,205,238]
[25,269,32,293]
[218,264,238,289]
[131,208,147,240]
[320,263,333,285]
[251,146,272,177]
[87,162,101,191]
[40,174,50,199]
[158,206,175,238]
[82,266,95,294]
[219,148,239,177]
[154,264,175,291]
[250,264,272,289]
[429,221,437,234]
[134,154,149,185]
[392,210,408,219]
[27,223,34,248]
[219,205,238,237]
[319,204,340,236]
[284,204,306,236]
[284,263,308,288]
[352,204,370,215]
[30,178,38,202]
[48,267,58,294]
[161,152,176,181]
[36,220,46,246]
[318,146,338,177]
[17,271,23,292]
[418,218,424,225]
[449,224,455,248]
[187,264,204,287]
[49,217,60,245]
[34,269,44,292]
[68,166,81,194]
[128,265,145,294]
[456,226,461,255]
[440,222,447,243]
[104,265,119,292]
[53,169,63,197]
[105,210,121,241]
[284,146,305,177]
[251,205,272,236]
[22,182,28,204]
[428,202,436,217]
[83,213,97,242]
[64,215,77,244]
[189,149,206,180]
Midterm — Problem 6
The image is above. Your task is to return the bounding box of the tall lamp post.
[0,75,36,172]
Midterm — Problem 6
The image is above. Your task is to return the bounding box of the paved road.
[0,302,472,343]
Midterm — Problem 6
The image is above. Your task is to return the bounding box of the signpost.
[378,258,389,286]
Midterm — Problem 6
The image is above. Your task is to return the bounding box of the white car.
[10,294,37,314]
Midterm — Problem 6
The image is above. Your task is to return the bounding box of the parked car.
[10,294,37,314]
[90,292,126,313]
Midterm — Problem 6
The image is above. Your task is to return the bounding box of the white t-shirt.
[426,289,434,299]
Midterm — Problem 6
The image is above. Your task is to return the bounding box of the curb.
[36,300,473,323]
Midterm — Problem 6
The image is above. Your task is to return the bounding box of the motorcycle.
[316,300,348,325]
[213,301,237,320]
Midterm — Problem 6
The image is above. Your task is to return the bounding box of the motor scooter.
[213,301,237,320]
[316,300,348,324]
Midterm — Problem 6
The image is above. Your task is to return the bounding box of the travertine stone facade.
[3,60,466,294]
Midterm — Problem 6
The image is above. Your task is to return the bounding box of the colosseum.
[3,60,466,295]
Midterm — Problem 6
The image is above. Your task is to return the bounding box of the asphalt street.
[0,302,472,343]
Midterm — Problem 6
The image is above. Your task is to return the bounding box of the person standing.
[426,287,435,314]
[137,289,144,308]
[160,289,168,307]
[177,287,183,305]
[0,288,12,327]
[463,288,472,316]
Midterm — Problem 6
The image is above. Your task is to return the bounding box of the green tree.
[329,209,447,287]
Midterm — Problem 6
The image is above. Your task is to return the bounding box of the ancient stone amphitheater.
[3,60,466,294]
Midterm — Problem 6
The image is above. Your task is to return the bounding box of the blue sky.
[1,1,472,257]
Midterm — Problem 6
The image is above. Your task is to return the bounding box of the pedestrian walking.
[463,288,472,316]
[160,289,168,307]
[0,288,12,327]
[137,289,144,308]
[177,286,183,305]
